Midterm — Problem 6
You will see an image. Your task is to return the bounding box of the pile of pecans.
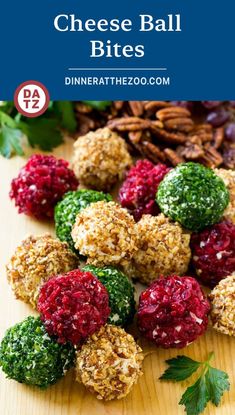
[74,101,235,168]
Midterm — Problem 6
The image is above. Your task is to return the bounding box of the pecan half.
[139,141,166,163]
[156,106,191,121]
[164,117,194,133]
[128,101,144,116]
[150,125,187,144]
[144,101,172,112]
[178,142,204,160]
[163,148,185,166]
[188,124,213,143]
[108,117,151,132]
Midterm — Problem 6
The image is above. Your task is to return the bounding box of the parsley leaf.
[160,352,230,415]
[160,355,201,381]
[0,125,24,158]
[82,101,112,110]
[0,101,78,158]
[20,119,63,151]
[179,376,210,415]
[54,101,77,132]
[205,367,230,406]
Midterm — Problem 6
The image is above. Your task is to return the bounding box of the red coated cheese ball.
[37,270,110,345]
[119,160,171,221]
[191,221,235,288]
[10,154,78,219]
[137,275,210,348]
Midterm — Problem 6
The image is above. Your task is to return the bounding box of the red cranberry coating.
[191,221,235,287]
[137,275,210,348]
[37,270,110,345]
[10,154,78,219]
[119,159,170,221]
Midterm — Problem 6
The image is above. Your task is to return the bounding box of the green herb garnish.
[0,101,77,158]
[160,352,230,415]
[83,265,136,326]
[157,162,229,231]
[0,316,75,388]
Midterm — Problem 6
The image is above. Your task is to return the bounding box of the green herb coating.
[83,265,136,326]
[0,316,75,388]
[55,189,112,251]
[156,162,229,231]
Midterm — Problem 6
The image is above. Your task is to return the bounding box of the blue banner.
[0,0,234,99]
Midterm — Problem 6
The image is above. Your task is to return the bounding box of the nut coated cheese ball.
[72,201,138,268]
[215,168,235,224]
[55,189,112,252]
[6,234,78,308]
[123,214,191,285]
[75,325,143,400]
[209,275,235,336]
[72,127,132,191]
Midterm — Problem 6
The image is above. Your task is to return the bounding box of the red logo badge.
[14,80,50,117]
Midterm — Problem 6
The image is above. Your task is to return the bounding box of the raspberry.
[10,154,78,219]
[119,159,170,221]
[37,270,110,345]
[137,275,210,348]
[191,221,235,287]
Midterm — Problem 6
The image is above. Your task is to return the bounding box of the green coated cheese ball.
[83,265,136,326]
[55,189,112,251]
[0,316,75,388]
[156,162,229,231]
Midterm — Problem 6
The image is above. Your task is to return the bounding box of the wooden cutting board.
[0,138,234,415]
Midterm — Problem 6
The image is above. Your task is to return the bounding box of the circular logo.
[14,80,50,117]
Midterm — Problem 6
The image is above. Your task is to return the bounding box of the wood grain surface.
[0,138,234,415]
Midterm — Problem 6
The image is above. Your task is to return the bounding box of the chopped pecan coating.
[76,325,143,400]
